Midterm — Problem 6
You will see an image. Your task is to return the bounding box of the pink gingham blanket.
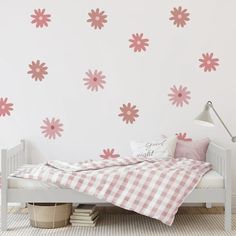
[12,157,211,225]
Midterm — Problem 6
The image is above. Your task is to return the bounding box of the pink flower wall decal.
[0,98,13,117]
[168,85,191,107]
[100,148,120,159]
[119,102,139,124]
[31,9,51,28]
[199,53,219,72]
[83,70,106,92]
[129,33,149,52]
[87,8,107,30]
[40,118,63,139]
[27,60,48,81]
[169,7,190,28]
[176,132,192,141]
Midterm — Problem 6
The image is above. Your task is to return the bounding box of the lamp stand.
[207,101,236,142]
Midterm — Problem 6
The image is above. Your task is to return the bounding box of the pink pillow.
[174,138,210,161]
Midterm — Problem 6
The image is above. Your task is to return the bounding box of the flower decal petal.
[100,148,120,159]
[199,53,219,72]
[27,60,48,81]
[119,102,139,124]
[176,132,192,141]
[87,8,107,30]
[83,70,106,92]
[31,9,51,28]
[168,85,191,107]
[129,33,149,52]
[0,98,13,117]
[169,6,190,27]
[40,117,64,139]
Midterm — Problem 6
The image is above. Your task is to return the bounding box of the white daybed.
[1,140,232,231]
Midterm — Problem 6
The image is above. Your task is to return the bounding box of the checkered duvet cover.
[12,156,211,225]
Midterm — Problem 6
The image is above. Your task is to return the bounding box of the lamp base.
[232,137,236,142]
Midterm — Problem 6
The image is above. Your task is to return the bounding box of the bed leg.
[1,149,8,231]
[224,149,231,231]
[224,193,231,231]
[1,198,8,231]
[206,203,212,208]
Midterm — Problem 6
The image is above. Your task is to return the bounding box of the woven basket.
[27,203,72,229]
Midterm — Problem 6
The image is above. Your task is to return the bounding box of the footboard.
[1,140,26,231]
[1,139,26,197]
[1,140,26,181]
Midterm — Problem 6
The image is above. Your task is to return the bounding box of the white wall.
[0,1,236,206]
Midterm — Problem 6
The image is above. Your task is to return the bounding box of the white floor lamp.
[195,101,236,142]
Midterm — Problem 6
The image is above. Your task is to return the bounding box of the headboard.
[206,142,231,180]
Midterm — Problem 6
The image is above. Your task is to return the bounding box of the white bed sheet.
[8,166,224,189]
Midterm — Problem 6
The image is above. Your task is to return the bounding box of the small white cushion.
[130,135,177,159]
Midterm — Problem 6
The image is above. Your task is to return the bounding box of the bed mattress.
[8,166,224,189]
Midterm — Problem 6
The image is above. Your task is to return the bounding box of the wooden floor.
[7,205,225,215]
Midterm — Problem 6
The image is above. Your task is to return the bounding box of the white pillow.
[130,135,177,159]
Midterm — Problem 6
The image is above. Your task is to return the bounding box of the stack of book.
[70,204,99,227]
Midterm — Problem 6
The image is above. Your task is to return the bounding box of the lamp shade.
[194,104,214,127]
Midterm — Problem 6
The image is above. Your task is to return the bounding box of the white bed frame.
[1,140,232,231]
